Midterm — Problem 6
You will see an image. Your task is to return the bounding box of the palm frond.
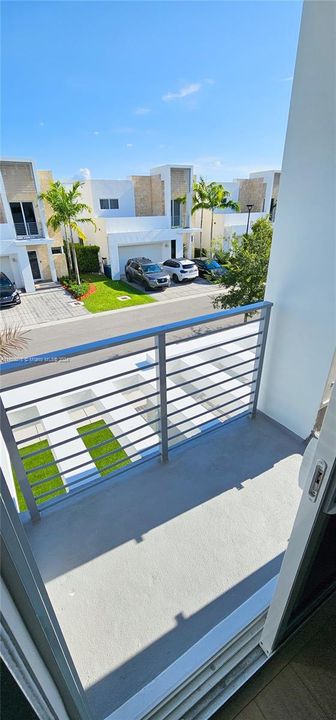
[0,326,30,361]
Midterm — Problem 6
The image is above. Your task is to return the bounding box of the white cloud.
[280,76,293,82]
[93,130,100,135]
[204,78,215,85]
[162,82,202,102]
[126,143,133,148]
[134,107,151,115]
[39,121,45,127]
[79,167,91,180]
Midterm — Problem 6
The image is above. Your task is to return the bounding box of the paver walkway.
[0,285,89,330]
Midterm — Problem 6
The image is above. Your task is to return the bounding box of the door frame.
[28,250,42,281]
[260,383,336,655]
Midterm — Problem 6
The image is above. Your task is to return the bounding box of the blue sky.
[2,1,303,182]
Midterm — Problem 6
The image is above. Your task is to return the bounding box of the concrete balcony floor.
[24,414,304,719]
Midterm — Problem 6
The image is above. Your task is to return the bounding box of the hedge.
[59,276,89,298]
[74,244,100,272]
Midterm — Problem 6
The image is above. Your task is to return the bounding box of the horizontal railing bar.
[166,343,261,378]
[10,364,158,427]
[1,301,272,376]
[167,355,261,393]
[39,451,162,513]
[166,330,262,363]
[166,380,256,419]
[168,402,253,441]
[167,391,254,430]
[3,344,158,409]
[15,387,160,445]
[16,408,161,457]
[29,427,160,484]
[165,315,263,347]
[34,443,160,500]
[167,408,253,449]
[167,367,257,401]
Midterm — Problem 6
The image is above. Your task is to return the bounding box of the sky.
[1,1,303,182]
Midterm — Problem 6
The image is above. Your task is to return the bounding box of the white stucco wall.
[259,0,336,439]
[193,209,267,252]
[85,179,135,218]
[249,171,278,214]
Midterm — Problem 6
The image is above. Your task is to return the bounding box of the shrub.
[74,244,100,273]
[60,276,89,298]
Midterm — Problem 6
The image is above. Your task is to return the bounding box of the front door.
[28,251,41,280]
[171,239,176,259]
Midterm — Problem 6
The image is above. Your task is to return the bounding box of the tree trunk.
[69,225,81,285]
[199,208,204,257]
[63,225,73,276]
[210,209,214,257]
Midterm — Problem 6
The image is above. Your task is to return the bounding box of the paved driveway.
[126,277,217,302]
[0,285,89,330]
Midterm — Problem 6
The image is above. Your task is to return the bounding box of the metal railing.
[0,301,272,521]
[14,220,41,237]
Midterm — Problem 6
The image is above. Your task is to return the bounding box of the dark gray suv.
[125,257,170,290]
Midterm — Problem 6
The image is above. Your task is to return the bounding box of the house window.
[9,201,38,236]
[171,199,182,227]
[99,198,119,210]
[51,247,63,255]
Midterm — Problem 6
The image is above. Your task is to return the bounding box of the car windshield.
[206,261,221,269]
[142,264,161,273]
[0,273,11,287]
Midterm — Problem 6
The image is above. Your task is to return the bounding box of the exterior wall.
[0,161,43,235]
[237,177,266,213]
[108,228,183,279]
[130,175,165,217]
[82,179,135,218]
[259,0,336,439]
[249,170,281,215]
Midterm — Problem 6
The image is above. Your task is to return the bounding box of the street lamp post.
[246,203,254,235]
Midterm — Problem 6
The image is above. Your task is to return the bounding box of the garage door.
[1,257,15,282]
[118,244,164,275]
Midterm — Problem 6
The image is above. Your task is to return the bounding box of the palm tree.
[179,178,240,257]
[0,326,30,361]
[39,181,96,285]
[195,182,240,256]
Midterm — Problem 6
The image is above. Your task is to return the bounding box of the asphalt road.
[1,292,250,389]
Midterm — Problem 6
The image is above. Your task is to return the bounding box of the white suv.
[162,258,199,283]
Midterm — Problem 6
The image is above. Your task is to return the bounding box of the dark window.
[51,247,63,255]
[99,198,119,210]
[171,200,181,227]
[9,201,37,235]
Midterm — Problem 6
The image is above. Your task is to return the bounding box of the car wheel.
[172,274,179,284]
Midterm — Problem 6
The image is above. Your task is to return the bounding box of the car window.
[0,273,12,286]
[142,264,161,273]
[181,263,195,269]
[163,260,172,267]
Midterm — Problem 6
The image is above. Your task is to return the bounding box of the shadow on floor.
[25,415,303,583]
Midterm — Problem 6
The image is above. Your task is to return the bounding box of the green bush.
[74,244,100,272]
[194,247,208,258]
[60,276,89,298]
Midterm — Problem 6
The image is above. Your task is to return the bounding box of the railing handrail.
[0,301,273,375]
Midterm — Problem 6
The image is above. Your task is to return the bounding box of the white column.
[16,245,35,293]
[47,244,58,282]
[109,235,121,279]
[259,0,336,439]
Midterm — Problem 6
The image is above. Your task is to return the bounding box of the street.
[1,292,243,388]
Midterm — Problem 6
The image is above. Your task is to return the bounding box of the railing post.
[251,303,272,417]
[156,332,169,463]
[0,398,40,523]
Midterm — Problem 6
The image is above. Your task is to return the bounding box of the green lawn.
[80,273,156,313]
[14,440,65,512]
[77,419,130,475]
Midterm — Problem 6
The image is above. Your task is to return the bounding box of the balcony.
[14,219,43,239]
[1,302,304,719]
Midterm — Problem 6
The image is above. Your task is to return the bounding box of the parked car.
[0,272,21,307]
[125,258,170,290]
[161,258,199,283]
[193,258,227,280]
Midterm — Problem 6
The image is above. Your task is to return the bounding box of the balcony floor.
[24,414,304,719]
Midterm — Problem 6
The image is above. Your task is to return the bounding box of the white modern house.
[193,170,280,253]
[0,160,59,292]
[70,164,196,278]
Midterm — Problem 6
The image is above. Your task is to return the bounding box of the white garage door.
[118,244,164,275]
[1,256,15,282]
